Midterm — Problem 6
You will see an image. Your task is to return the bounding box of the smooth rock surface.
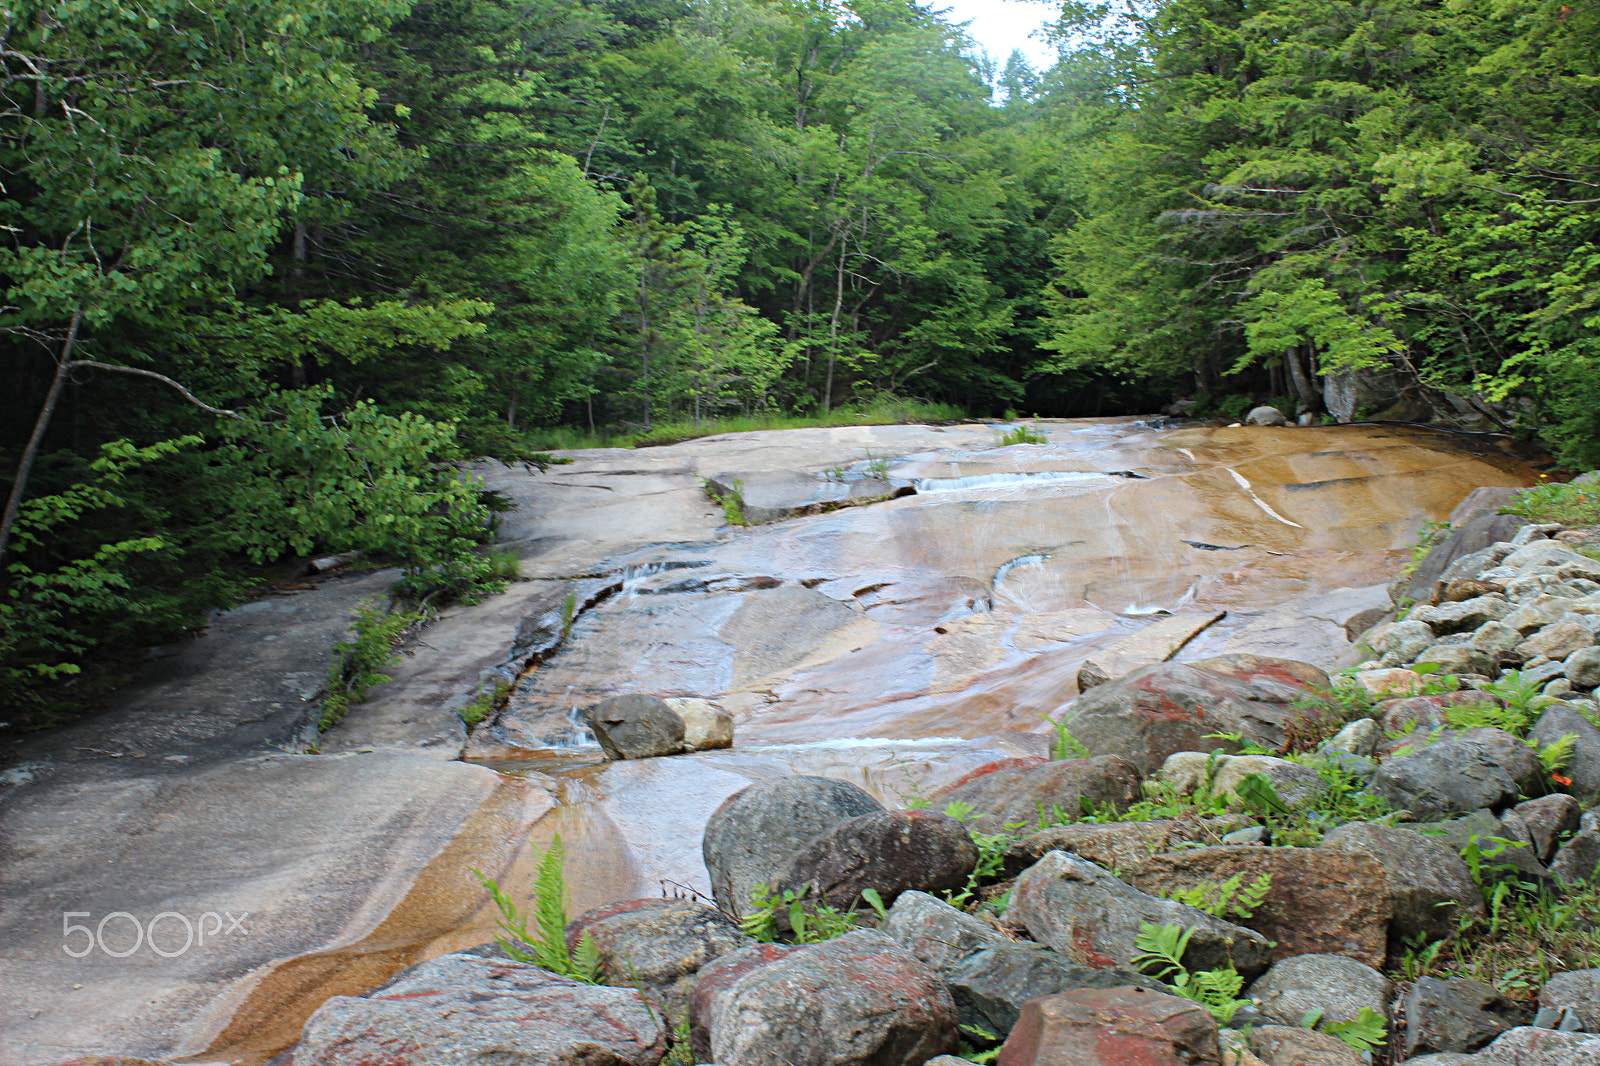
[995,987,1221,1066]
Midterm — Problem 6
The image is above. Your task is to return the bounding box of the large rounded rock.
[1540,969,1600,1032]
[565,897,752,1021]
[1400,976,1531,1058]
[935,755,1142,831]
[1246,405,1289,426]
[702,776,883,919]
[1529,702,1600,803]
[1370,738,1523,819]
[1003,818,1247,879]
[705,929,958,1066]
[995,987,1220,1066]
[688,943,796,1061]
[664,697,734,751]
[1318,822,1484,943]
[1056,658,1328,775]
[774,808,978,914]
[1247,954,1389,1028]
[1006,850,1273,977]
[585,694,685,760]
[286,953,666,1066]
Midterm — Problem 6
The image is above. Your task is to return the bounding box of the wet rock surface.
[1,419,1542,1065]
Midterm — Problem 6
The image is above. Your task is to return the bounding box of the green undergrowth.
[319,598,423,732]
[1503,479,1600,526]
[522,398,966,451]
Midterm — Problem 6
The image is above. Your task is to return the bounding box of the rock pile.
[226,509,1600,1066]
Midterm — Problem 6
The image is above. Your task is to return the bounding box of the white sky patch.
[1226,468,1304,529]
[936,0,1059,75]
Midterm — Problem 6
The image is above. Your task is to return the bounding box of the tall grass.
[520,397,967,452]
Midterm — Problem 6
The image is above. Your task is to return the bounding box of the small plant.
[1400,519,1452,578]
[1166,872,1272,920]
[995,424,1048,446]
[1132,921,1251,1023]
[741,884,862,944]
[703,477,748,526]
[1455,669,1552,736]
[940,801,1016,909]
[459,679,512,728]
[1041,713,1092,760]
[472,834,601,982]
[485,545,521,583]
[1503,480,1600,526]
[863,449,893,479]
[320,598,423,731]
[1305,1006,1388,1054]
[560,590,579,636]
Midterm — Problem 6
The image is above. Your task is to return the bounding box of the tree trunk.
[0,304,85,565]
[1284,345,1318,413]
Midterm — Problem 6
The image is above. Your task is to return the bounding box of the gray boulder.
[1247,405,1289,426]
[880,889,1012,972]
[1549,825,1600,888]
[704,929,958,1066]
[1529,703,1600,803]
[702,776,883,919]
[1371,738,1523,819]
[1006,850,1273,978]
[996,987,1221,1066]
[1247,953,1390,1029]
[1511,793,1582,863]
[585,694,685,760]
[1540,969,1600,1033]
[1471,1028,1600,1065]
[664,697,734,751]
[287,953,666,1066]
[1400,976,1531,1059]
[564,897,752,1022]
[774,808,978,914]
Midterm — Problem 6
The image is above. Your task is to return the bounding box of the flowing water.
[445,416,1536,926]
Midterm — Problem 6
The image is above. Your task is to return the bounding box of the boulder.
[945,944,1165,1042]
[704,930,958,1066]
[1377,691,1497,738]
[1246,1025,1366,1066]
[935,755,1143,831]
[1057,658,1329,775]
[1425,596,1514,635]
[1518,620,1597,663]
[1529,703,1600,803]
[1539,969,1600,1032]
[995,987,1221,1066]
[1003,818,1248,879]
[1511,794,1582,863]
[1129,846,1392,968]
[564,897,752,1021]
[880,889,1012,973]
[1246,954,1389,1029]
[1159,752,1326,808]
[585,694,686,760]
[1548,825,1600,888]
[688,943,796,1061]
[1414,645,1494,676]
[1006,851,1273,977]
[664,697,734,751]
[1470,1028,1600,1065]
[1400,976,1531,1059]
[286,953,666,1066]
[1318,822,1484,944]
[1375,620,1439,666]
[1568,646,1600,689]
[1370,739,1524,819]
[1392,508,1525,608]
[1246,406,1289,426]
[702,776,883,919]
[1450,728,1547,797]
[774,808,978,914]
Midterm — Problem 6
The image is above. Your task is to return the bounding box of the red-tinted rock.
[1130,846,1393,968]
[1057,659,1327,775]
[689,943,796,1061]
[707,930,958,1066]
[935,756,1142,832]
[285,953,666,1066]
[995,986,1221,1066]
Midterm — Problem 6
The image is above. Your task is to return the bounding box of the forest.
[2,0,1597,711]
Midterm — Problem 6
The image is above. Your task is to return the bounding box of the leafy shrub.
[1503,479,1600,526]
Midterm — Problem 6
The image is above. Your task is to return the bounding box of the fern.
[1324,1007,1388,1053]
[1169,872,1272,920]
[472,834,600,982]
[1133,922,1251,1024]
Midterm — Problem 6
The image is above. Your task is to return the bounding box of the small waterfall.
[913,470,1111,494]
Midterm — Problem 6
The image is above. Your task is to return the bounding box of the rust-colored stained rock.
[995,986,1221,1066]
[689,943,796,1062]
[565,897,752,1022]
[1247,1025,1365,1066]
[1130,847,1391,967]
[935,755,1143,832]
